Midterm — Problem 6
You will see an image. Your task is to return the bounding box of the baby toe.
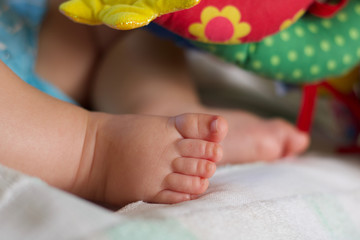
[177,139,223,162]
[172,157,216,178]
[268,119,310,158]
[174,113,228,143]
[165,173,209,195]
[152,190,191,204]
[284,130,310,157]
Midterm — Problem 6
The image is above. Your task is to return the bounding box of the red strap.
[337,145,360,154]
[297,83,320,132]
[308,0,348,18]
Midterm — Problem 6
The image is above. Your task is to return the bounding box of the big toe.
[284,130,310,157]
[269,119,310,157]
[174,113,228,143]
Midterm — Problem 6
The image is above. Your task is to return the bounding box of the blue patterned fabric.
[0,0,75,103]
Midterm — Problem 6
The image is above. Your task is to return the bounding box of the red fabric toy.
[155,0,315,44]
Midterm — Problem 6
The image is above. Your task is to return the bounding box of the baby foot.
[139,105,309,165]
[204,107,309,165]
[77,113,228,207]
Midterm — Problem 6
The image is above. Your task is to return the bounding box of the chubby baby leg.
[77,113,228,206]
[91,29,309,165]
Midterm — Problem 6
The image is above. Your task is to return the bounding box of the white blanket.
[1,153,360,240]
[113,154,360,240]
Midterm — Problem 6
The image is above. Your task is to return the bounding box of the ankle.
[69,112,108,202]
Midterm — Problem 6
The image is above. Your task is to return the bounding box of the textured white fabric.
[118,154,360,240]
[1,154,359,240]
[0,165,120,240]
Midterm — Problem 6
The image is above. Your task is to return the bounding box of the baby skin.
[86,113,227,206]
[0,58,228,207]
[92,30,310,165]
[0,1,228,208]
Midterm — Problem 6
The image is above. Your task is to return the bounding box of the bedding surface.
[1,153,359,240]
[109,154,360,240]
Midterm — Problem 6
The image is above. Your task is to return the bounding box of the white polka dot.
[249,44,256,53]
[270,56,281,66]
[280,32,290,41]
[288,51,298,62]
[295,27,305,37]
[349,28,359,40]
[310,65,320,75]
[304,46,315,57]
[293,69,302,78]
[252,61,262,70]
[320,40,331,52]
[337,12,348,22]
[236,52,246,62]
[264,37,274,46]
[343,54,352,64]
[308,24,318,33]
[321,20,332,29]
[355,4,360,15]
[327,60,337,70]
[335,35,345,46]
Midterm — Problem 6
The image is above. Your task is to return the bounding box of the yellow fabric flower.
[188,6,251,44]
[280,9,306,31]
[60,0,201,30]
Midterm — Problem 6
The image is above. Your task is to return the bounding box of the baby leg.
[91,29,309,165]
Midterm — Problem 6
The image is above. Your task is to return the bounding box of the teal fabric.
[0,0,75,103]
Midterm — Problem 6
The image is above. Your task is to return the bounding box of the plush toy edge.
[59,0,202,30]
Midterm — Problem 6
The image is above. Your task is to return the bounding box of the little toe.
[174,114,228,143]
[172,157,216,178]
[152,190,191,204]
[177,139,223,162]
[165,173,209,195]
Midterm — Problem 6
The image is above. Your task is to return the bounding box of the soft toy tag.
[59,0,201,30]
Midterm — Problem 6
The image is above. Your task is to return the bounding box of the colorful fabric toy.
[59,0,201,30]
[189,0,360,84]
[154,0,314,44]
[60,0,360,152]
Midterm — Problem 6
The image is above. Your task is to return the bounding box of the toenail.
[206,162,215,173]
[190,195,199,200]
[211,119,218,133]
[184,194,191,200]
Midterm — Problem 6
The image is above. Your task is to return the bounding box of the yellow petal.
[189,23,206,38]
[99,4,156,30]
[234,22,251,38]
[221,6,241,24]
[60,0,201,30]
[200,6,221,25]
[60,0,104,25]
[293,9,305,22]
[280,20,292,31]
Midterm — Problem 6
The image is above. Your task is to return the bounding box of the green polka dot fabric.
[192,0,360,84]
